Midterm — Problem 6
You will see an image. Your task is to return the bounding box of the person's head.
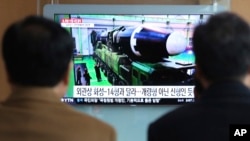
[2,15,74,96]
[193,12,250,88]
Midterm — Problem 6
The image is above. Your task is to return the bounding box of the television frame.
[43,4,227,18]
[43,4,227,105]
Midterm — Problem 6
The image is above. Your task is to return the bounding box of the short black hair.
[193,12,250,81]
[2,15,74,86]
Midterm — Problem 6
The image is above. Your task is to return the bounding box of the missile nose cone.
[166,31,187,55]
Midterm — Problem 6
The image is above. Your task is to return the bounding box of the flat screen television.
[43,4,227,105]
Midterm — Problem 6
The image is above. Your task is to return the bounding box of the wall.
[231,0,250,23]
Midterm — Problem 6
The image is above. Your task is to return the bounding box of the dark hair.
[194,77,204,100]
[2,15,74,86]
[193,12,250,81]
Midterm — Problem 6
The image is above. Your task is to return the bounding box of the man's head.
[2,16,74,90]
[193,12,250,85]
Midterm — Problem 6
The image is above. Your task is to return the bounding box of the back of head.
[193,12,250,82]
[2,16,74,87]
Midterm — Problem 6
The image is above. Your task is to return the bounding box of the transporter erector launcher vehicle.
[91,25,195,85]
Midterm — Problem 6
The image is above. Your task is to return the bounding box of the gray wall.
[74,105,180,141]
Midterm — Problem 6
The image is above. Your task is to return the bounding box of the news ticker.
[61,23,94,28]
[230,125,250,141]
[73,86,194,98]
[60,18,95,28]
[61,97,195,104]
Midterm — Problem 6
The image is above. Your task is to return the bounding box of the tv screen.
[43,4,226,105]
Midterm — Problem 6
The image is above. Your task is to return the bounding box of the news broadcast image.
[54,14,210,104]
